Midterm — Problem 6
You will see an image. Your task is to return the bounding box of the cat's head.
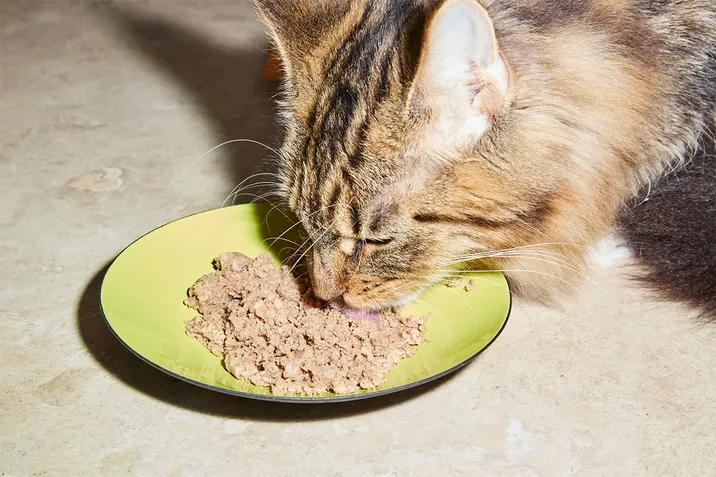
[255,0,609,309]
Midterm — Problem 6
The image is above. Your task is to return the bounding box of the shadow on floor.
[95,1,282,200]
[77,263,463,421]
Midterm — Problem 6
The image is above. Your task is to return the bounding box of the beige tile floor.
[1,1,714,476]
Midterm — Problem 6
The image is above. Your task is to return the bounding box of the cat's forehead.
[280,2,435,226]
[342,163,432,219]
[286,2,426,163]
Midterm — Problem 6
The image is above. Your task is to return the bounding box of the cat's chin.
[334,296,419,321]
[323,275,441,313]
[328,294,398,313]
[339,286,426,314]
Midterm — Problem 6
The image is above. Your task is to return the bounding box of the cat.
[253,0,716,319]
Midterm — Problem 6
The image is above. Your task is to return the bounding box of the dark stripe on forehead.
[375,51,394,104]
[328,182,342,208]
[321,177,343,223]
[316,167,352,226]
[341,166,353,186]
[323,4,373,79]
[350,204,361,235]
[320,168,350,219]
[308,5,415,164]
[399,5,430,83]
[334,85,358,118]
[291,2,431,213]
[314,84,358,155]
[347,121,369,169]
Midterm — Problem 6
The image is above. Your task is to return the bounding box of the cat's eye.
[365,238,393,246]
[349,237,393,261]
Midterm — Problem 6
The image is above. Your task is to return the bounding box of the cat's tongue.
[344,309,381,322]
[327,299,381,322]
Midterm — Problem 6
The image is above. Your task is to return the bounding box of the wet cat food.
[184,253,428,396]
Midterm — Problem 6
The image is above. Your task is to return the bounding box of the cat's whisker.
[445,247,588,276]
[455,250,587,276]
[289,217,339,274]
[269,204,340,254]
[221,174,275,208]
[445,242,588,266]
[262,202,294,233]
[303,225,344,268]
[292,233,343,269]
[488,253,610,295]
[221,190,279,208]
[282,235,314,267]
[500,248,587,266]
[458,275,525,305]
[281,207,341,269]
[481,241,586,252]
[187,139,285,170]
[276,246,299,258]
[261,236,305,248]
[292,272,309,284]
[249,190,285,205]
[270,220,312,253]
[396,266,581,293]
[221,182,282,208]
[281,248,304,268]
[221,174,282,208]
[449,268,582,292]
[442,249,612,297]
[446,249,581,269]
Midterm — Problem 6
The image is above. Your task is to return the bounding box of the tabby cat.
[253,0,716,318]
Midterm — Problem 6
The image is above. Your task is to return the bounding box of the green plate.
[100,203,511,403]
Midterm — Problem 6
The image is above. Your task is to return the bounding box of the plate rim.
[99,204,513,404]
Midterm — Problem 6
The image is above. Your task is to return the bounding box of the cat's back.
[486,0,716,60]
[484,0,715,152]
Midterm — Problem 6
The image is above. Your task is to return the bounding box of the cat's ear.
[408,0,509,143]
[253,0,349,82]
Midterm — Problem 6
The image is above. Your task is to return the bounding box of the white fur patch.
[589,234,633,269]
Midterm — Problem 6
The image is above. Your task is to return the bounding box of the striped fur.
[255,0,716,311]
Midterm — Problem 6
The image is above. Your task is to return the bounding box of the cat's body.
[255,0,716,317]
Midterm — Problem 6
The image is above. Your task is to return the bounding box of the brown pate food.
[184,252,429,396]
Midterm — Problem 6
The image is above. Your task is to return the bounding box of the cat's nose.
[328,296,347,310]
[310,279,340,301]
[310,250,340,300]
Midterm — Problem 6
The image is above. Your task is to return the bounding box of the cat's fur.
[618,126,716,320]
[254,0,716,314]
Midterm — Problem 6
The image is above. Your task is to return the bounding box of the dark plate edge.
[98,205,513,404]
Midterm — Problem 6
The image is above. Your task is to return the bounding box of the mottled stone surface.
[1,2,714,476]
